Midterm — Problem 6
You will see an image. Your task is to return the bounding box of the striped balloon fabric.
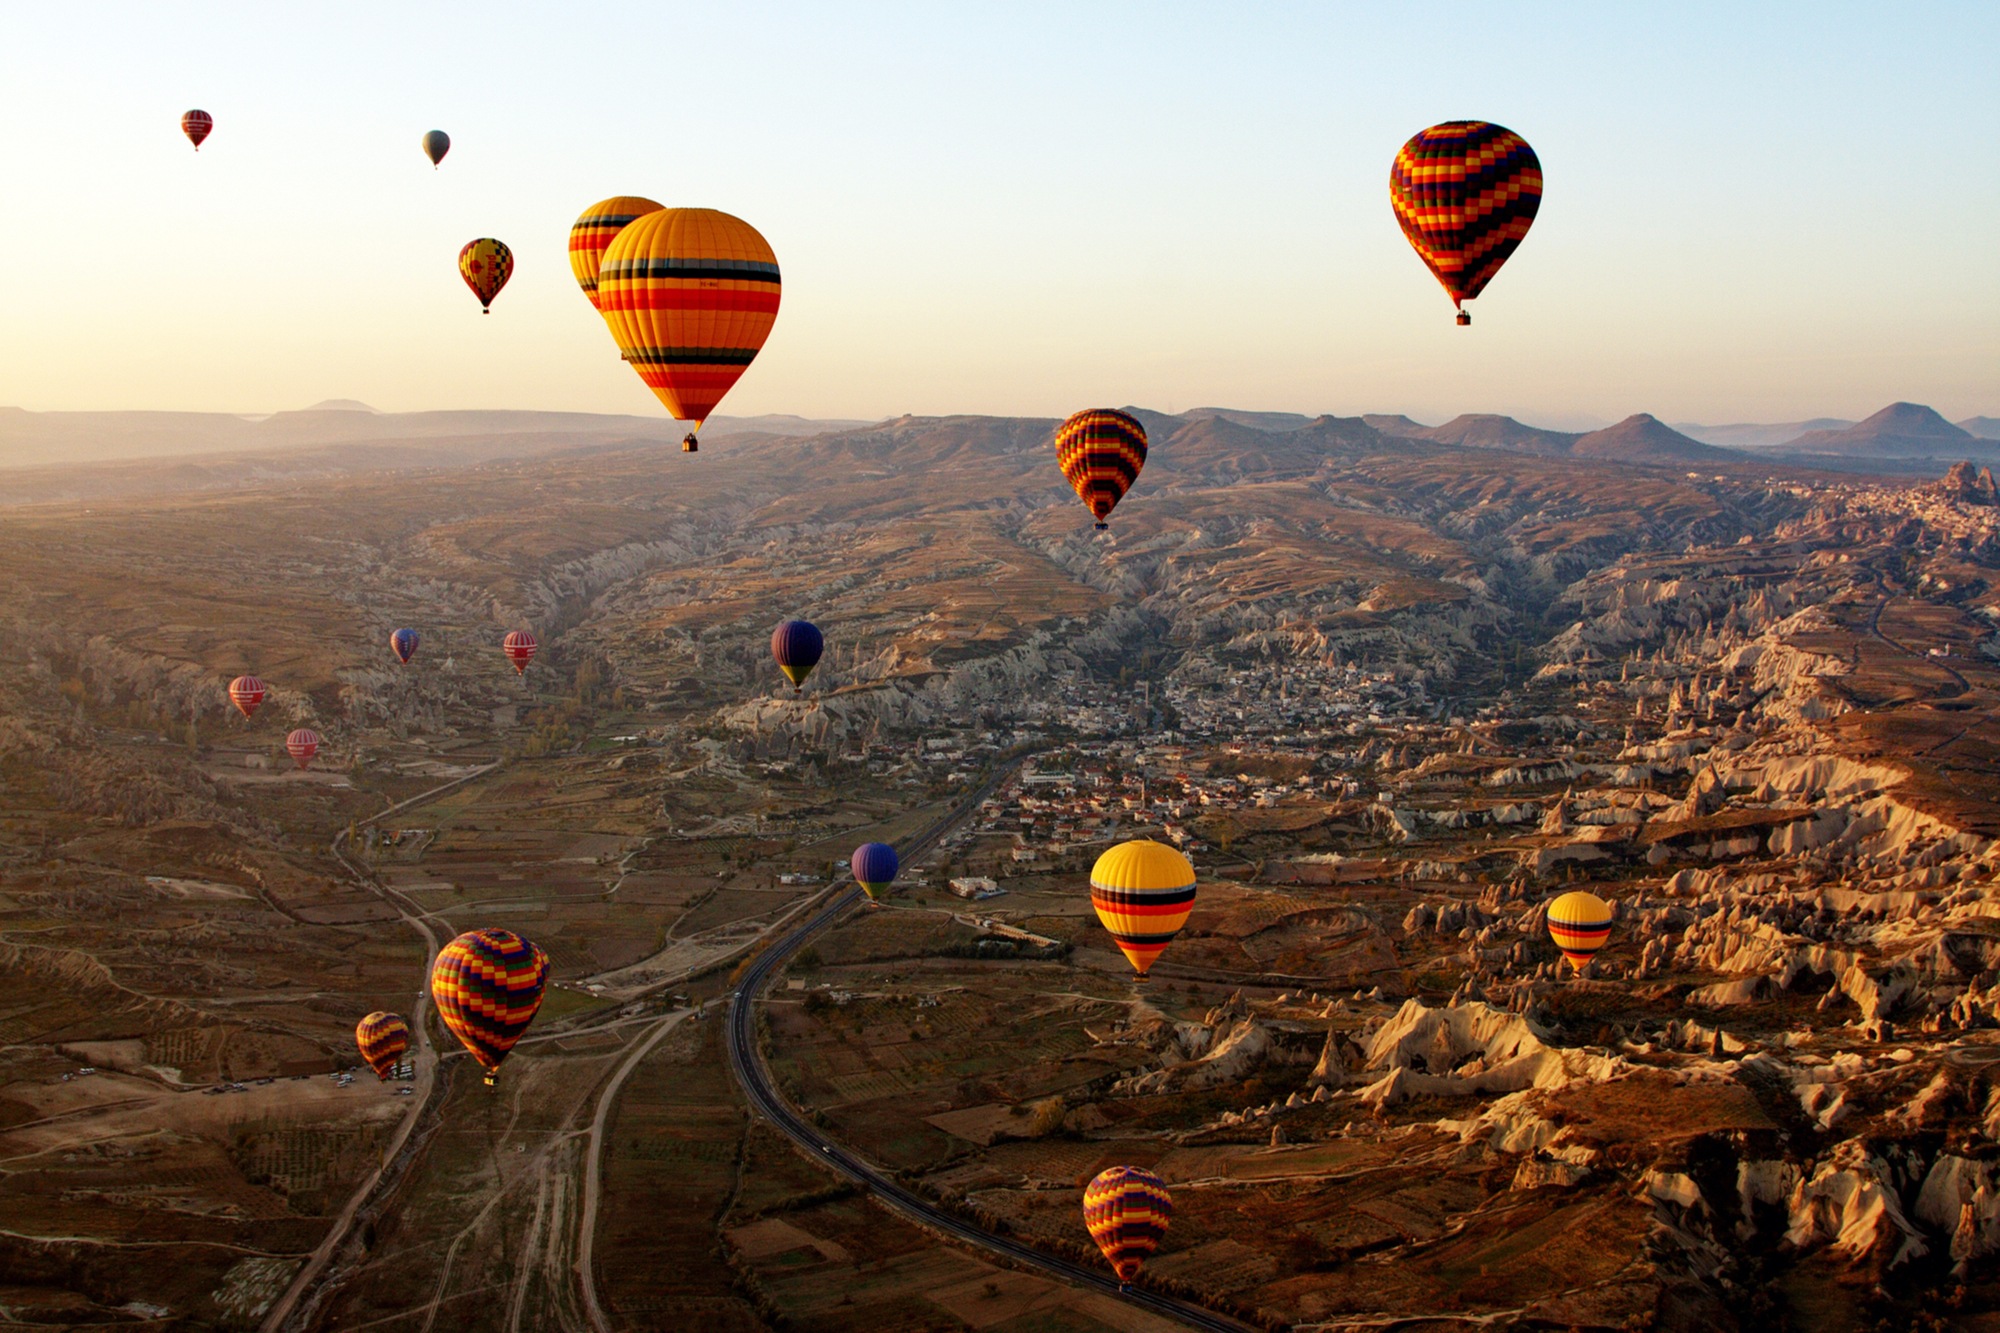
[771,619,823,691]
[285,728,321,770]
[1389,120,1541,320]
[850,842,899,901]
[1547,890,1614,970]
[227,675,266,719]
[355,1011,411,1080]
[1055,409,1148,529]
[458,238,513,313]
[595,208,781,443]
[502,630,537,674]
[568,196,664,310]
[1089,839,1196,978]
[1083,1165,1172,1284]
[430,928,549,1086]
[181,109,212,150]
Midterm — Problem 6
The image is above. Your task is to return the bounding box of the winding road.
[719,765,1257,1333]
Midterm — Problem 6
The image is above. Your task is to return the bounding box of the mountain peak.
[301,398,380,413]
[1783,402,1975,457]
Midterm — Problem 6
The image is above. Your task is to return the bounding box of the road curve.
[721,776,1258,1333]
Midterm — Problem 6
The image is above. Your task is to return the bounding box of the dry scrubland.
[0,412,1998,1328]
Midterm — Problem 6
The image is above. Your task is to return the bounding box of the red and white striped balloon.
[228,675,266,719]
[285,728,322,770]
[502,630,538,674]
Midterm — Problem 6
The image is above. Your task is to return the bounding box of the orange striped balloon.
[430,928,548,1085]
[1089,840,1195,978]
[1056,409,1147,529]
[355,1012,410,1080]
[568,196,664,310]
[1547,890,1613,970]
[595,208,780,446]
[1389,120,1541,323]
[1083,1165,1172,1284]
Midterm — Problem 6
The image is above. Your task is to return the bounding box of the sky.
[0,2,1994,429]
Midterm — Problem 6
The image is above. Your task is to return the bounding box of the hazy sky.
[0,3,1994,428]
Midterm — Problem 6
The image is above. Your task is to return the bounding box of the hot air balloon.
[181,110,212,150]
[1089,839,1195,978]
[1547,890,1613,972]
[228,675,266,720]
[502,630,537,674]
[1056,410,1147,530]
[459,238,513,314]
[391,628,421,665]
[430,928,548,1086]
[1389,120,1542,325]
[286,728,322,770]
[850,843,899,901]
[421,129,450,168]
[568,196,664,311]
[596,208,780,452]
[771,619,823,692]
[1083,1166,1172,1287]
[355,1012,411,1081]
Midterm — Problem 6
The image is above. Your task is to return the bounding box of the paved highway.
[722,769,1256,1333]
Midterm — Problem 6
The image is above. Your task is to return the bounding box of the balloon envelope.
[228,675,266,719]
[422,129,450,167]
[286,728,322,770]
[1547,890,1613,970]
[1083,1166,1172,1283]
[458,238,513,312]
[181,110,212,150]
[1056,410,1147,528]
[569,196,664,311]
[502,630,537,674]
[1389,121,1541,317]
[391,628,420,664]
[596,208,780,429]
[851,843,899,900]
[355,1012,410,1080]
[430,928,548,1084]
[771,619,823,690]
[1089,840,1195,977]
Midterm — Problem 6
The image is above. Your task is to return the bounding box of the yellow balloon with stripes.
[568,196,663,311]
[1547,890,1613,971]
[1089,839,1196,978]
[595,208,780,450]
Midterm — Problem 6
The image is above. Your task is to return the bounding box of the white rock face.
[1786,1149,1929,1267]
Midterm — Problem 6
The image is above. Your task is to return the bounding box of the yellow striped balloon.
[1083,1165,1172,1284]
[595,208,780,449]
[1547,890,1613,970]
[568,196,663,310]
[1089,839,1196,978]
[355,1011,410,1081]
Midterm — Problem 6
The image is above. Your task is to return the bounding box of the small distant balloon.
[181,110,212,150]
[355,1012,411,1080]
[1547,890,1613,972]
[391,628,420,665]
[1056,410,1148,530]
[568,196,663,311]
[286,728,322,770]
[771,620,823,692]
[503,630,537,674]
[228,675,266,719]
[1083,1166,1172,1285]
[850,843,899,901]
[422,129,450,168]
[458,238,513,313]
[431,928,548,1086]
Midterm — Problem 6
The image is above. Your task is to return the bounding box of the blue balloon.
[850,843,899,900]
[391,628,421,664]
[771,619,824,691]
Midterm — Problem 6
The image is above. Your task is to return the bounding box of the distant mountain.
[1958,417,2000,441]
[0,406,875,470]
[1672,418,1852,449]
[1418,414,1576,456]
[1181,407,1317,433]
[1779,402,1982,459]
[1359,414,1434,438]
[1570,414,1736,463]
